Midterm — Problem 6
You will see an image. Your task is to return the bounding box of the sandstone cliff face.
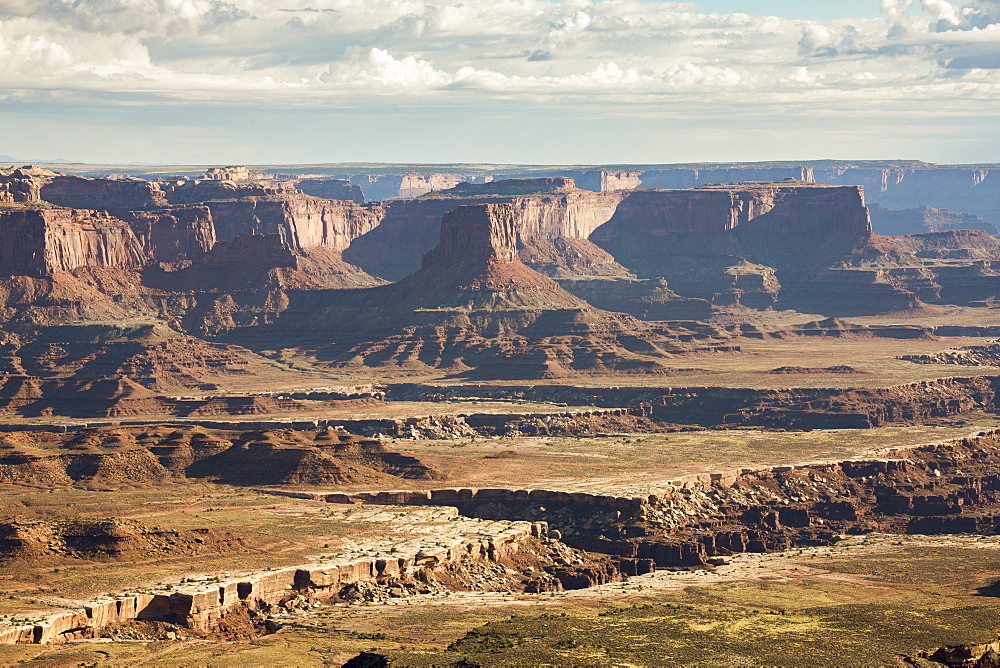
[260,203,731,378]
[38,176,167,210]
[204,197,384,252]
[589,182,877,310]
[817,167,1000,224]
[0,210,147,276]
[123,207,216,263]
[630,167,814,191]
[348,173,492,200]
[422,203,519,267]
[160,179,297,205]
[343,180,629,281]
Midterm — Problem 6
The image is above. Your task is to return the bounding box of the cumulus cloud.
[0,0,995,120]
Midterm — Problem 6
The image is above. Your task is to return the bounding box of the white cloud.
[0,0,996,127]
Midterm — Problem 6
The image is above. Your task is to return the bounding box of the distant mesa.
[200,165,252,182]
[257,202,729,379]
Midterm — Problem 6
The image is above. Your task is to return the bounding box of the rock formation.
[0,425,438,487]
[254,203,730,378]
[343,178,630,281]
[590,181,888,312]
[0,209,147,276]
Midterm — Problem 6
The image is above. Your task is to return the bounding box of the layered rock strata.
[0,518,553,644]
[343,178,630,281]
[257,203,731,378]
[325,428,1000,569]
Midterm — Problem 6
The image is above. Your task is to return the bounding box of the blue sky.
[0,0,998,166]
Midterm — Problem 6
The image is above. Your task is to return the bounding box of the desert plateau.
[6,1,1000,664]
[0,158,999,665]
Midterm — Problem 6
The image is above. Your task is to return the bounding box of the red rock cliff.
[421,203,519,268]
[591,182,873,275]
[0,209,147,276]
[204,197,384,252]
[123,207,217,263]
[343,180,628,280]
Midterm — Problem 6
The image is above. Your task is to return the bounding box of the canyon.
[6,159,1000,665]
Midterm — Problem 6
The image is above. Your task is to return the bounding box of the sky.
[1,0,999,166]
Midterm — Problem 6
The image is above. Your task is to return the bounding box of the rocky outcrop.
[388,374,1000,430]
[348,173,492,200]
[0,168,42,204]
[889,230,1000,260]
[0,516,562,644]
[0,425,439,487]
[159,179,298,206]
[556,277,714,320]
[202,196,384,252]
[591,182,873,277]
[337,428,1000,570]
[589,182,916,313]
[817,166,1000,225]
[200,166,252,181]
[0,209,147,276]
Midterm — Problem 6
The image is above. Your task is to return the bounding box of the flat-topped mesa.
[592,182,875,274]
[295,178,366,204]
[38,175,168,210]
[422,203,519,268]
[200,166,252,181]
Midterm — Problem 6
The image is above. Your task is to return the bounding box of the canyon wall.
[389,375,1000,430]
[517,164,1000,226]
[0,518,549,645]
[0,209,147,276]
[343,180,628,280]
[588,182,877,309]
[347,173,493,201]
[202,198,384,252]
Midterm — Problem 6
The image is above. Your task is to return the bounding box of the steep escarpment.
[591,182,873,275]
[0,519,246,563]
[38,175,168,210]
[0,209,147,276]
[818,166,1000,225]
[293,177,365,203]
[249,203,729,378]
[342,178,629,281]
[0,168,43,204]
[556,277,714,320]
[589,182,916,313]
[346,429,1000,571]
